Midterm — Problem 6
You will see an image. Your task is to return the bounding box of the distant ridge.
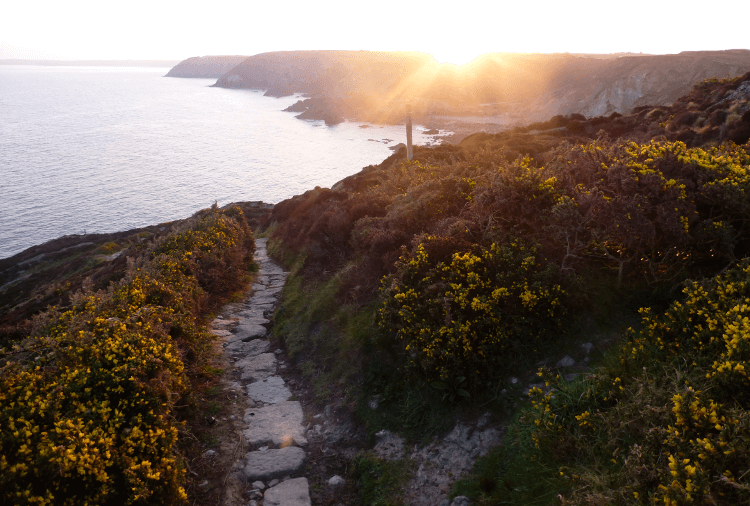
[211,49,750,126]
[0,59,180,67]
[165,55,249,78]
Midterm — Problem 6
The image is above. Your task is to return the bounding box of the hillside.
[259,72,750,504]
[165,55,249,78]
[211,50,750,129]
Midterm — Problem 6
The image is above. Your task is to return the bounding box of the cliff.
[211,50,750,127]
[165,55,249,78]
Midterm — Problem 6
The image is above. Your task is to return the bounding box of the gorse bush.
[515,260,750,505]
[379,238,567,389]
[0,205,254,506]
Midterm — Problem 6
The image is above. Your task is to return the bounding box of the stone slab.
[247,376,292,404]
[250,293,280,305]
[263,477,311,506]
[225,339,270,356]
[237,314,270,326]
[243,401,307,447]
[238,353,277,382]
[243,447,306,481]
[210,329,233,338]
[231,323,267,342]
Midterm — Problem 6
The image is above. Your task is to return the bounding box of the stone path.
[217,238,312,506]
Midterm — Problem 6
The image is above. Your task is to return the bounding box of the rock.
[509,377,519,384]
[373,429,404,460]
[252,480,265,490]
[451,496,471,506]
[238,353,277,382]
[556,355,575,368]
[203,449,216,457]
[247,376,292,404]
[263,477,311,506]
[328,475,345,486]
[268,479,279,487]
[581,342,594,354]
[249,501,258,506]
[389,142,406,152]
[230,323,267,342]
[210,329,233,338]
[368,395,380,410]
[424,128,440,134]
[225,338,270,356]
[249,489,263,500]
[243,446,306,481]
[243,401,308,447]
[236,313,270,326]
[198,480,209,488]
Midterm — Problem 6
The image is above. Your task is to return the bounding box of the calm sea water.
[0,66,442,259]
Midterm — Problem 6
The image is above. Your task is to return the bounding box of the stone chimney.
[406,114,413,161]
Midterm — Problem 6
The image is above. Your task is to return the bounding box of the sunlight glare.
[432,49,481,66]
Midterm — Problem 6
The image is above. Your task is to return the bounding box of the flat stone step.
[263,477,311,506]
[243,401,308,447]
[247,376,292,404]
[243,446,306,481]
[250,293,280,305]
[235,314,270,326]
[238,353,277,382]
[225,338,270,356]
[210,329,233,338]
[229,323,267,342]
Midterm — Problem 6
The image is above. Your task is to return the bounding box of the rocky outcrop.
[211,50,750,126]
[165,55,249,78]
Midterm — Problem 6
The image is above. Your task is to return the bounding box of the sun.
[431,48,481,66]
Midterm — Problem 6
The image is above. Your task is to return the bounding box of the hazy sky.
[2,0,749,65]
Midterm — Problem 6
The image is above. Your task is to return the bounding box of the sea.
[0,65,443,259]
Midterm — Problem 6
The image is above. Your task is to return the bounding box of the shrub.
[0,205,254,505]
[378,238,567,389]
[516,260,750,505]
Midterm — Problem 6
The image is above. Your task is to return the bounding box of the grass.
[354,454,414,506]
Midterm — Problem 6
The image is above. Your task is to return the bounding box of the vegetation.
[1,72,748,504]
[0,205,255,505]
[262,73,750,502]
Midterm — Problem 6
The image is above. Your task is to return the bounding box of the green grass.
[354,454,414,506]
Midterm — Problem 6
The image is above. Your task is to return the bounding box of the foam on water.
[0,66,442,258]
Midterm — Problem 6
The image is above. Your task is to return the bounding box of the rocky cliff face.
[165,55,249,78]
[211,50,750,126]
[533,50,750,120]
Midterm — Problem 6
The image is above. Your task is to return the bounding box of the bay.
[0,65,442,259]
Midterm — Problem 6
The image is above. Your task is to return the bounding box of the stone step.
[243,401,307,447]
[243,446,306,481]
[229,323,267,342]
[225,338,270,356]
[247,376,292,405]
[263,478,311,506]
[238,353,277,382]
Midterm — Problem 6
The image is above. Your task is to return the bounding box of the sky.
[2,0,749,65]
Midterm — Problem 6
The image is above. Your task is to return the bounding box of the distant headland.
[166,49,750,138]
[164,55,249,78]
